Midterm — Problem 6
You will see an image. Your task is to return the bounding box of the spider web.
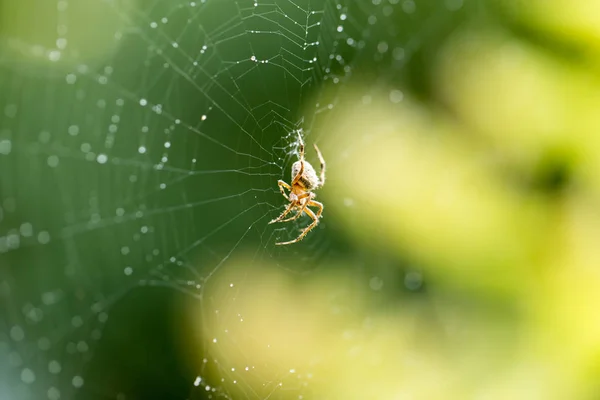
[0,0,464,399]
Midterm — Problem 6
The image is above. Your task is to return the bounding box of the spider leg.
[292,132,305,185]
[313,144,326,187]
[268,201,296,224]
[279,194,313,223]
[309,199,324,218]
[292,160,304,185]
[297,130,304,160]
[275,201,323,245]
[277,180,291,200]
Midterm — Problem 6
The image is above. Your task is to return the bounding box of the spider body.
[269,133,326,245]
[291,160,319,190]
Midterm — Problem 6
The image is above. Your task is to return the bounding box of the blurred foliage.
[2,0,600,399]
[189,2,600,400]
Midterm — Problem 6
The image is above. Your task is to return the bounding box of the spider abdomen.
[292,160,320,190]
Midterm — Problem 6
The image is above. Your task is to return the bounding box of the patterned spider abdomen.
[292,160,320,190]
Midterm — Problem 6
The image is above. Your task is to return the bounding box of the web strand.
[0,0,455,398]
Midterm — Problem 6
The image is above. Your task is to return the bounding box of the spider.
[269,132,325,245]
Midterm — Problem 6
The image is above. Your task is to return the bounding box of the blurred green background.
[2,0,600,399]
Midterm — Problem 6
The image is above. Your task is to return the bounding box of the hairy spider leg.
[308,199,323,220]
[292,158,305,185]
[275,202,323,245]
[269,192,312,224]
[268,201,296,224]
[313,144,326,187]
[277,180,291,200]
[280,193,315,223]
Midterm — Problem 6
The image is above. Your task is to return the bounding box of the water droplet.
[0,140,12,155]
[404,271,423,290]
[10,326,25,341]
[4,104,17,118]
[21,368,35,384]
[47,387,60,400]
[48,50,61,62]
[48,360,62,374]
[369,276,383,291]
[71,316,83,327]
[18,224,32,239]
[72,375,84,388]
[38,231,51,244]
[389,89,404,104]
[38,337,51,350]
[47,155,59,167]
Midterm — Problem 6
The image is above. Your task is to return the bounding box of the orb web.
[0,0,461,399]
